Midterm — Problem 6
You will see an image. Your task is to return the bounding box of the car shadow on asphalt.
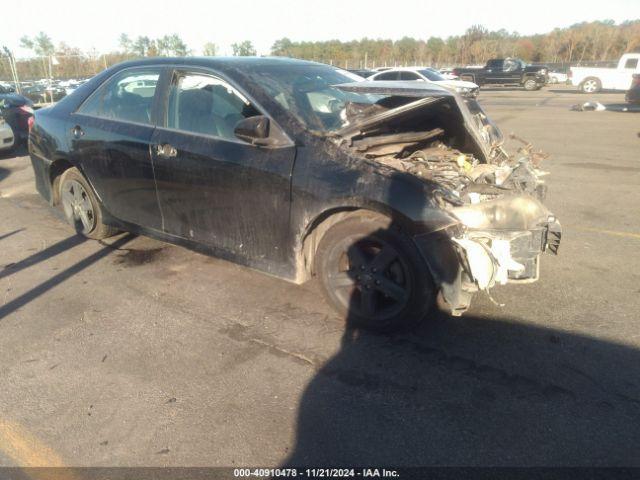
[0,228,24,242]
[479,87,530,92]
[0,166,10,182]
[0,234,85,281]
[547,89,624,95]
[0,143,28,160]
[0,233,135,320]
[283,310,640,466]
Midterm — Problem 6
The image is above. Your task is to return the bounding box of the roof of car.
[373,67,431,72]
[112,56,324,71]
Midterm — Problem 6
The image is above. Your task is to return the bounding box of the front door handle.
[71,125,84,138]
[155,143,178,158]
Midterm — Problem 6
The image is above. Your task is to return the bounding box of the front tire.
[315,212,436,333]
[580,77,601,94]
[59,167,117,239]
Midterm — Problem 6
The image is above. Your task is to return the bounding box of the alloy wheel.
[61,179,95,233]
[583,80,598,93]
[325,235,412,323]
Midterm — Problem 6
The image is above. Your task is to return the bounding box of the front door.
[150,69,296,267]
[69,67,163,230]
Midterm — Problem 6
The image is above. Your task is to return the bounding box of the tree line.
[271,21,640,67]
[2,20,639,81]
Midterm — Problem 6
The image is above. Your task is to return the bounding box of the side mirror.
[234,115,270,145]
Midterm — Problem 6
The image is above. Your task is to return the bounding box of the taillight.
[28,116,35,132]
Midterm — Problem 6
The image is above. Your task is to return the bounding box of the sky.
[1,0,638,57]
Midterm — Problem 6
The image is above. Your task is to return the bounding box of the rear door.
[69,67,163,230]
[150,68,296,266]
[503,59,524,84]
[484,60,504,83]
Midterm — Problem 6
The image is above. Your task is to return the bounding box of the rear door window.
[398,71,421,81]
[77,69,161,125]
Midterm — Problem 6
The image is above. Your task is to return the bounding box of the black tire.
[523,78,538,91]
[59,167,118,239]
[315,212,436,333]
[580,77,602,94]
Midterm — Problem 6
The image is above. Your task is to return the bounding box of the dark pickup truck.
[453,58,549,90]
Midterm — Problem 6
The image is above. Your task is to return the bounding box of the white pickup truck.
[570,53,640,93]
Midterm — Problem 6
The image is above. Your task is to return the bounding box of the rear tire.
[580,77,601,94]
[523,78,538,91]
[59,167,118,239]
[315,212,436,333]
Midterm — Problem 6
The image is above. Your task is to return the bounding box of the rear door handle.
[154,143,178,158]
[71,125,84,138]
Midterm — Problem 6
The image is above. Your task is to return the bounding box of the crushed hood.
[333,81,501,162]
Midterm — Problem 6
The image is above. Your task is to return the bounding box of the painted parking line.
[572,226,640,240]
[0,418,65,467]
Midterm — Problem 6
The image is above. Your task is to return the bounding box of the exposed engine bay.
[333,83,562,314]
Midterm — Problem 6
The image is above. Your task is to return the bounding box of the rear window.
[624,58,639,69]
[373,71,399,81]
[77,68,160,125]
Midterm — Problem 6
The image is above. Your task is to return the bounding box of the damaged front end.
[449,195,561,312]
[333,81,562,315]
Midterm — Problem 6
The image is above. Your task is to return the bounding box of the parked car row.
[0,78,90,104]
[349,58,551,94]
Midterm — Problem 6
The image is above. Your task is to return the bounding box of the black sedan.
[626,74,640,104]
[0,93,34,143]
[29,57,560,332]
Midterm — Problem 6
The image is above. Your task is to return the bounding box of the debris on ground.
[572,102,640,112]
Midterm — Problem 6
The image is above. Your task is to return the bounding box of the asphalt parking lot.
[0,85,639,467]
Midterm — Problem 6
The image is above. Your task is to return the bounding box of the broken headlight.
[451,195,550,231]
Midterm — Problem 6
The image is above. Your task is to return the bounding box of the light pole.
[2,46,21,94]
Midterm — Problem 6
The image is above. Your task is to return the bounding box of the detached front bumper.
[454,216,561,291]
[415,216,561,316]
